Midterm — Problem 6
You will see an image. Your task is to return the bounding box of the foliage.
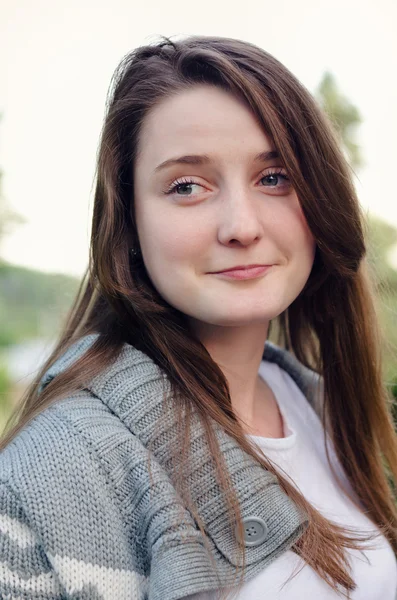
[0,361,12,431]
[316,73,397,388]
[0,363,11,398]
[366,216,397,293]
[0,261,79,348]
[315,72,363,170]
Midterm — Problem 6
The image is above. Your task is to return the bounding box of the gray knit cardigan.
[0,334,329,599]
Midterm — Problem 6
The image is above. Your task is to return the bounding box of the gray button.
[236,516,268,547]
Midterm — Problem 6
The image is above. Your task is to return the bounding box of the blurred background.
[1,0,396,432]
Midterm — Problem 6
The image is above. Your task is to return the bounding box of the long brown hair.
[2,35,397,599]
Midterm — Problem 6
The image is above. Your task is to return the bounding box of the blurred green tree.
[316,72,363,170]
[316,73,397,389]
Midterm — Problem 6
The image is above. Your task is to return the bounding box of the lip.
[210,264,272,274]
[210,265,273,280]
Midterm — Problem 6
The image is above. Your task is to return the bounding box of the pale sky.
[1,0,396,277]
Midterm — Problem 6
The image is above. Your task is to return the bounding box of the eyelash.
[163,169,291,196]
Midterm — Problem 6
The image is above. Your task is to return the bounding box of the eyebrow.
[154,150,280,173]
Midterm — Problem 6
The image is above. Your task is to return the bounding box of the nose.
[217,186,263,248]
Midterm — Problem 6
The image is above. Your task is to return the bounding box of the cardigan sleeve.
[0,481,65,599]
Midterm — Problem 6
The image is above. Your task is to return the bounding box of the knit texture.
[0,334,323,600]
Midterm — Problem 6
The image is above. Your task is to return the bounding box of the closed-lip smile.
[209,264,272,274]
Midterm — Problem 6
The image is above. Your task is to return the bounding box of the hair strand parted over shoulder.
[2,34,397,599]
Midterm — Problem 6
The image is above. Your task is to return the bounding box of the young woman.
[1,35,397,600]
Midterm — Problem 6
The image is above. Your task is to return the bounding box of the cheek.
[277,200,316,257]
[137,203,209,263]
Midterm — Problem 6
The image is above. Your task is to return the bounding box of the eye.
[163,177,204,196]
[259,168,291,191]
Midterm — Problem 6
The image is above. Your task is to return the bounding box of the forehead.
[136,85,273,168]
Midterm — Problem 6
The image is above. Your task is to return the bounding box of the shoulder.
[0,389,154,504]
[0,385,167,532]
[0,333,180,521]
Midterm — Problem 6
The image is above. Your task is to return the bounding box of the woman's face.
[133,84,316,328]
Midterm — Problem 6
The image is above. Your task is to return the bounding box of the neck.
[187,318,270,424]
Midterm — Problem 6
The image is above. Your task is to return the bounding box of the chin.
[194,310,279,328]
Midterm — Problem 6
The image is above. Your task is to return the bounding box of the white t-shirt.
[186,359,397,600]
